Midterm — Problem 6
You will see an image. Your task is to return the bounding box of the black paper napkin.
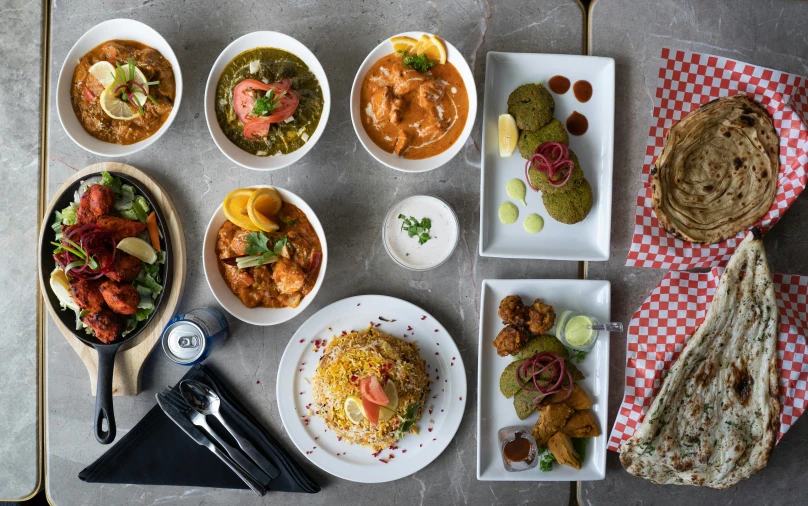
[79,364,320,493]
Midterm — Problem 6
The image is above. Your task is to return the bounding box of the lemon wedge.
[50,268,78,311]
[498,114,518,157]
[344,396,365,424]
[391,35,418,54]
[247,188,282,232]
[117,237,158,264]
[413,34,447,65]
[223,188,260,231]
[88,61,117,89]
[377,381,399,422]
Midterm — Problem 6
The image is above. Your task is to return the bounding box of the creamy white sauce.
[451,87,457,94]
[365,103,377,123]
[384,196,459,270]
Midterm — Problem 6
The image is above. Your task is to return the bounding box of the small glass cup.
[498,426,538,472]
[554,310,599,352]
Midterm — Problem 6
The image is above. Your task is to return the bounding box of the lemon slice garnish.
[247,188,282,232]
[88,61,117,88]
[98,64,150,121]
[377,381,399,422]
[413,34,447,65]
[390,35,418,54]
[223,188,260,231]
[498,114,518,157]
[50,268,79,311]
[117,237,158,264]
[344,396,365,424]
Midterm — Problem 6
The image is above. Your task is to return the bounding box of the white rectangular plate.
[479,52,615,260]
[477,279,610,481]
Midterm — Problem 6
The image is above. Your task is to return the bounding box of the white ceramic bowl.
[56,19,183,157]
[204,31,331,171]
[202,186,328,326]
[350,32,477,172]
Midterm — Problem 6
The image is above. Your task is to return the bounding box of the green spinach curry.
[215,47,323,156]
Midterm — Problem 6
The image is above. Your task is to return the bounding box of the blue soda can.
[161,307,229,365]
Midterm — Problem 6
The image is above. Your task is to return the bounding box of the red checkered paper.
[626,48,808,270]
[608,269,808,452]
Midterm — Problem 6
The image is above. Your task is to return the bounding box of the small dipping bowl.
[382,195,459,271]
[554,309,599,352]
[498,426,538,472]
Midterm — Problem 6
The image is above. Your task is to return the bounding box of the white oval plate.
[56,18,183,157]
[204,31,331,171]
[277,295,467,483]
[202,185,327,326]
[349,32,477,172]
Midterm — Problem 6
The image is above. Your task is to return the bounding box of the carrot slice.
[146,211,161,251]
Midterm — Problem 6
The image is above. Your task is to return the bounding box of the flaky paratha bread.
[651,95,779,244]
[620,230,780,488]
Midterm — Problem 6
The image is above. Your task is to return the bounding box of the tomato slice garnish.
[361,395,380,426]
[233,78,292,125]
[242,117,271,140]
[359,376,389,405]
[83,87,96,102]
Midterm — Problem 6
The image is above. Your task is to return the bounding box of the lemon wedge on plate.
[88,61,117,88]
[344,396,366,424]
[414,34,447,65]
[247,187,282,232]
[377,380,399,422]
[117,237,158,264]
[223,188,260,231]
[498,114,518,157]
[391,35,418,54]
[49,268,78,311]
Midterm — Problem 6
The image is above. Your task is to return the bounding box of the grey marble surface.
[44,0,584,505]
[0,0,42,500]
[585,0,808,504]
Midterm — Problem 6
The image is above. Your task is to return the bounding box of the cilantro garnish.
[395,403,418,439]
[564,347,588,363]
[538,448,556,471]
[397,49,435,72]
[251,89,286,117]
[398,214,432,245]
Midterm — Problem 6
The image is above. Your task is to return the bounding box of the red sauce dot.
[299,339,304,343]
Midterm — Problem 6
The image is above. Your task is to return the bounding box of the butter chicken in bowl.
[351,32,477,172]
[203,186,327,326]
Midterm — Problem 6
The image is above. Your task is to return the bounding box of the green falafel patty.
[542,178,594,225]
[527,150,585,195]
[507,83,555,132]
[517,119,570,159]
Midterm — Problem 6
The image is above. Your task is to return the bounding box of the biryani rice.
[312,327,429,450]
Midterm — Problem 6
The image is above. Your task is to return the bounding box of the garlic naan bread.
[651,95,779,244]
[620,230,780,488]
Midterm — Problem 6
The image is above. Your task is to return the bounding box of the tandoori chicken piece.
[105,253,143,283]
[392,130,410,156]
[272,257,305,294]
[96,215,147,243]
[369,86,405,125]
[69,279,105,313]
[531,403,574,446]
[547,432,582,470]
[98,281,140,315]
[560,410,600,438]
[83,310,123,344]
[387,59,425,96]
[76,184,115,225]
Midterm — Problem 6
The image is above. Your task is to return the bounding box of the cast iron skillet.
[40,172,173,444]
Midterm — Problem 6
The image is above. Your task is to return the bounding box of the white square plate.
[477,279,610,481]
[479,53,615,260]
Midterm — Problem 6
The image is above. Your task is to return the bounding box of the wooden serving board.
[39,162,187,396]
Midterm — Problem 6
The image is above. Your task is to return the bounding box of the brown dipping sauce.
[70,40,176,145]
[573,80,593,103]
[359,53,469,159]
[548,75,571,95]
[215,203,323,309]
[503,432,535,464]
[566,111,589,136]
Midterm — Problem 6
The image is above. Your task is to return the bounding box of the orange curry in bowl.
[216,203,323,309]
[359,52,469,159]
[71,40,176,145]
